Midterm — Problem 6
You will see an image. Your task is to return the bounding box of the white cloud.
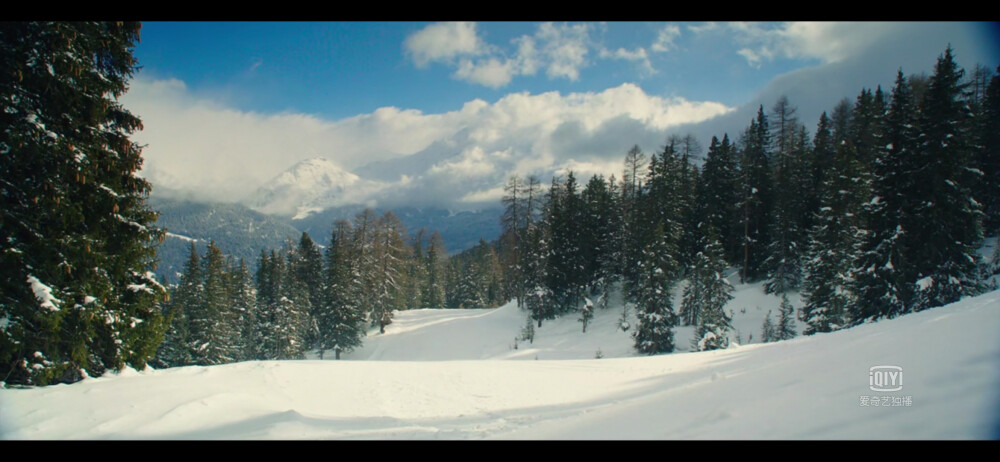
[126,77,733,209]
[598,46,655,76]
[404,22,485,68]
[651,24,681,52]
[687,22,720,35]
[428,146,496,177]
[405,22,599,88]
[454,58,516,89]
[737,48,767,68]
[536,22,592,81]
[724,22,899,67]
[459,185,506,204]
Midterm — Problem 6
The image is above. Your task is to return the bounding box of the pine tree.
[523,220,555,327]
[153,290,191,368]
[776,295,798,341]
[975,66,1000,236]
[257,249,308,360]
[738,106,775,282]
[229,259,258,362]
[851,71,919,323]
[802,124,866,333]
[632,225,679,355]
[578,297,594,333]
[155,243,202,366]
[0,22,168,385]
[697,134,741,265]
[188,241,239,365]
[620,145,648,300]
[687,233,735,351]
[547,172,586,314]
[760,310,775,343]
[422,231,448,308]
[907,46,982,310]
[371,211,409,333]
[319,219,365,360]
[581,174,616,297]
[501,175,528,306]
[405,229,427,310]
[293,232,324,348]
[764,97,810,294]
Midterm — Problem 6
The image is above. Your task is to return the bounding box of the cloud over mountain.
[128,79,732,210]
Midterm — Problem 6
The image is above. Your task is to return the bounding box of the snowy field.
[2,282,999,439]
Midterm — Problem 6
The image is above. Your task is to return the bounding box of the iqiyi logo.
[869,365,903,392]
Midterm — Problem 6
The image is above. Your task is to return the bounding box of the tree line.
[481,47,999,354]
[155,209,459,366]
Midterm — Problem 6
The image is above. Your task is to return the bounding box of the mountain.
[151,196,502,283]
[292,205,502,254]
[243,157,385,219]
[150,197,302,283]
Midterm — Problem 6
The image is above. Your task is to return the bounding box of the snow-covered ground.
[2,282,999,439]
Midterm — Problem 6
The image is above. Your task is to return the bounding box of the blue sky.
[125,22,1000,209]
[135,22,818,118]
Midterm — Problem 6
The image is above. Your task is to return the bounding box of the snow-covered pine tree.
[501,175,529,306]
[578,297,594,333]
[293,232,324,349]
[153,289,191,369]
[320,219,365,360]
[697,134,741,266]
[547,172,586,314]
[764,97,811,294]
[760,310,775,343]
[1,22,168,385]
[632,224,679,355]
[581,174,616,299]
[776,294,798,341]
[802,89,874,332]
[405,229,427,310]
[686,233,735,351]
[738,106,775,283]
[520,314,535,344]
[154,243,202,367]
[620,145,648,301]
[229,259,258,362]
[371,211,409,333]
[851,71,919,323]
[906,47,983,311]
[524,223,555,327]
[975,66,1000,236]
[801,157,864,332]
[188,241,240,365]
[256,250,307,360]
[422,231,448,309]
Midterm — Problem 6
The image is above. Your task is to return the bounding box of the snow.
[2,284,998,439]
[126,284,154,294]
[26,275,60,312]
[245,157,386,217]
[165,232,198,243]
[98,185,120,198]
[917,277,934,291]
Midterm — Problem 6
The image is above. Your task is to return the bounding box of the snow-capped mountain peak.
[244,157,384,218]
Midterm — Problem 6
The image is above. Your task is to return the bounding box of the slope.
[1,288,997,439]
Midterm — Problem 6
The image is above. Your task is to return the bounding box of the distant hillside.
[150,197,502,282]
[150,197,302,282]
[292,205,502,254]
